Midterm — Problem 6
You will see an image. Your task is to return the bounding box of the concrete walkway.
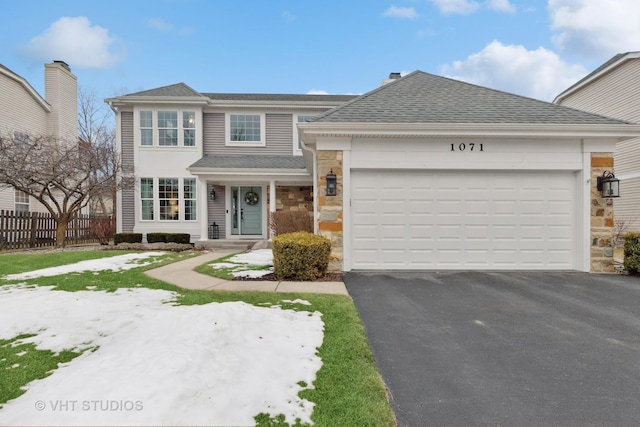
[145,250,349,295]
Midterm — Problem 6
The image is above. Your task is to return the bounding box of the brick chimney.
[44,60,78,141]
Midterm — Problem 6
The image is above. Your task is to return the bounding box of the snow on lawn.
[210,249,274,278]
[0,285,324,426]
[2,252,167,281]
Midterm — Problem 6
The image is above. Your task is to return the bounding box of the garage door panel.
[351,170,576,270]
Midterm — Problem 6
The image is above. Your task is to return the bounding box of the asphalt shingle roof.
[125,83,202,97]
[313,71,630,125]
[121,84,357,103]
[189,155,306,170]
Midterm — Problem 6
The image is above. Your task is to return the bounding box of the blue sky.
[1,0,638,103]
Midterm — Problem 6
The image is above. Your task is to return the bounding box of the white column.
[198,177,209,241]
[269,180,276,238]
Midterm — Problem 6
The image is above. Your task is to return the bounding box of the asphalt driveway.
[344,271,640,427]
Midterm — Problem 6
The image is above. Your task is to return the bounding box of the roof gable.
[554,51,640,103]
[314,70,628,125]
[124,82,202,97]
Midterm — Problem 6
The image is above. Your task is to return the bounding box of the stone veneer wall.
[317,150,343,271]
[591,153,615,273]
[274,186,313,212]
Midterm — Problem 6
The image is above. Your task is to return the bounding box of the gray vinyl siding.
[120,111,135,232]
[203,112,293,156]
[558,59,640,232]
[203,113,225,156]
[207,184,226,237]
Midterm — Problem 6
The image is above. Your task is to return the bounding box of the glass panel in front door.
[230,186,262,236]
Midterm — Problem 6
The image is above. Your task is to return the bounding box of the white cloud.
[549,0,640,59]
[440,41,588,101]
[430,0,516,14]
[382,5,419,18]
[146,17,173,31]
[22,16,123,68]
[487,0,516,13]
[430,0,480,14]
[307,89,330,95]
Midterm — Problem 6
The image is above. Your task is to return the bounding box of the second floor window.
[138,110,197,147]
[158,111,178,146]
[140,111,153,146]
[227,114,264,146]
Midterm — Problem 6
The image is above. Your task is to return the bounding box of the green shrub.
[624,232,640,275]
[114,233,142,244]
[272,231,331,281]
[167,233,190,244]
[146,232,167,243]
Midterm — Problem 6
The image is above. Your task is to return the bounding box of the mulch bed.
[233,272,344,282]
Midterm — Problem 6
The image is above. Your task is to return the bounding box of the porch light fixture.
[209,188,216,201]
[326,169,337,196]
[597,171,620,198]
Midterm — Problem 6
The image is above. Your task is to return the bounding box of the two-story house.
[107,71,640,273]
[105,84,355,243]
[554,51,640,233]
[0,61,78,213]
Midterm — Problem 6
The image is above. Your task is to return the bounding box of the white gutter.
[299,135,318,235]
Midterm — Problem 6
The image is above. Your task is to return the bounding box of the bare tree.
[78,87,116,216]
[0,129,133,248]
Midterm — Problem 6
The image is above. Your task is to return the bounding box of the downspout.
[300,138,318,235]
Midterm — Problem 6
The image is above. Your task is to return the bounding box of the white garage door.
[351,170,577,270]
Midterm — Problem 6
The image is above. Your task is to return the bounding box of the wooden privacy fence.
[0,210,115,250]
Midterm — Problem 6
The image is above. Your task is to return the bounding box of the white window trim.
[225,112,266,147]
[138,177,198,222]
[134,108,199,148]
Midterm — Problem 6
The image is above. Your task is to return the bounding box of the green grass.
[193,251,272,280]
[0,335,82,409]
[0,250,394,427]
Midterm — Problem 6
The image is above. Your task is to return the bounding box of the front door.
[230,186,262,236]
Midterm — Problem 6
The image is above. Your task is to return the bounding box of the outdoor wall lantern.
[597,171,620,198]
[209,188,216,201]
[326,169,337,196]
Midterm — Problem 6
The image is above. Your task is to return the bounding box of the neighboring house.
[0,61,78,213]
[554,51,640,233]
[107,71,640,273]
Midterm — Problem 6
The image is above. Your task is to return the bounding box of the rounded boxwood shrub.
[624,232,640,275]
[272,231,331,281]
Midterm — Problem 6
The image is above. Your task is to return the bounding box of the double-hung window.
[140,111,153,146]
[183,112,196,147]
[14,190,29,214]
[183,178,196,221]
[158,111,178,146]
[227,113,264,146]
[159,178,179,220]
[138,110,197,147]
[140,178,154,220]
